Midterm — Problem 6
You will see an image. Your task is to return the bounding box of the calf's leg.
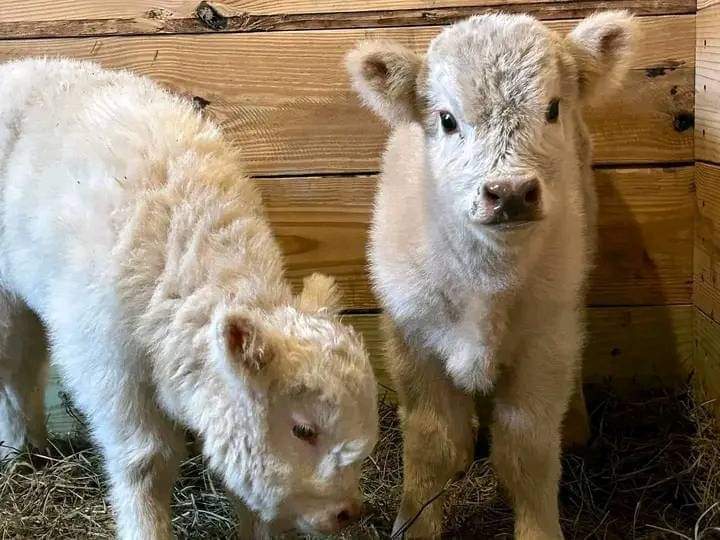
[562,376,590,450]
[490,333,578,540]
[384,318,476,538]
[53,331,183,540]
[0,298,48,459]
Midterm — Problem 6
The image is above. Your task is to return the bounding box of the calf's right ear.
[296,273,342,317]
[345,40,423,125]
[216,312,273,375]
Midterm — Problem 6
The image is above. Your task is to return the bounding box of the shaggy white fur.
[0,58,378,539]
[347,11,637,539]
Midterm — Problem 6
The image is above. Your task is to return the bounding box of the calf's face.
[210,274,378,535]
[347,11,636,241]
[262,376,376,534]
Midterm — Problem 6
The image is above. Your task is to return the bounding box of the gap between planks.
[252,161,697,180]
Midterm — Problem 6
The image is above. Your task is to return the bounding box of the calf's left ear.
[565,10,638,104]
[296,273,341,317]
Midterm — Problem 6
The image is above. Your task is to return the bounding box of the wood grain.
[591,166,694,306]
[0,1,694,38]
[346,305,694,393]
[258,166,693,310]
[694,309,720,418]
[0,16,695,175]
[696,3,720,164]
[203,0,692,15]
[695,163,720,324]
[0,0,689,21]
[698,0,720,10]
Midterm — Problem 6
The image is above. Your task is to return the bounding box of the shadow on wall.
[584,165,693,392]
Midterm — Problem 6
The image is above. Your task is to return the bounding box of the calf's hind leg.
[0,296,48,459]
[385,318,477,538]
[562,376,590,450]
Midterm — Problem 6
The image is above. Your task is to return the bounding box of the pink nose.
[482,177,541,223]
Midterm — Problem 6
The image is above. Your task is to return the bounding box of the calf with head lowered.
[0,58,378,539]
[347,11,637,538]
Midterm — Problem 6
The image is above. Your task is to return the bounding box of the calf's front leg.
[56,342,184,540]
[490,335,578,540]
[103,431,183,540]
[384,319,476,538]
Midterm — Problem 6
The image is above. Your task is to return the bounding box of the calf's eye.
[292,424,318,444]
[439,111,458,134]
[546,98,560,123]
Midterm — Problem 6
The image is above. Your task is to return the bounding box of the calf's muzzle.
[480,177,542,226]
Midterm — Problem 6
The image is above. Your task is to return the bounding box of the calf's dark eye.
[439,111,458,133]
[292,424,317,444]
[546,98,560,123]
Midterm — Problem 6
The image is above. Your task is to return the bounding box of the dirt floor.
[0,385,718,539]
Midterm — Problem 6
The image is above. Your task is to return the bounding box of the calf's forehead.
[425,16,560,115]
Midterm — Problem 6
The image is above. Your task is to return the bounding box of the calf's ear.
[217,312,273,374]
[345,40,424,125]
[296,273,341,317]
[565,10,638,104]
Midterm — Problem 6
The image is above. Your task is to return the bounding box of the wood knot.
[645,61,682,79]
[146,8,169,19]
[645,67,668,78]
[673,112,694,133]
[196,1,227,30]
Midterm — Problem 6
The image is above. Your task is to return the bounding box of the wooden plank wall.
[695,0,720,416]
[0,1,698,431]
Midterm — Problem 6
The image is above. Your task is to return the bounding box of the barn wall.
[695,0,720,416]
[0,1,698,432]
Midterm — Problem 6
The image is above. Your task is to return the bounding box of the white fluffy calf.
[347,11,637,539]
[0,58,378,538]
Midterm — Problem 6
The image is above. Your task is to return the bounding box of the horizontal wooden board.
[0,0,690,21]
[590,166,694,306]
[696,3,720,164]
[346,305,694,393]
[583,68,694,165]
[694,309,720,418]
[695,163,720,323]
[194,0,693,15]
[259,167,694,310]
[0,1,695,38]
[0,16,694,174]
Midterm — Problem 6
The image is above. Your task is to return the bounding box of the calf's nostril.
[337,509,351,525]
[524,186,540,205]
[483,185,501,203]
